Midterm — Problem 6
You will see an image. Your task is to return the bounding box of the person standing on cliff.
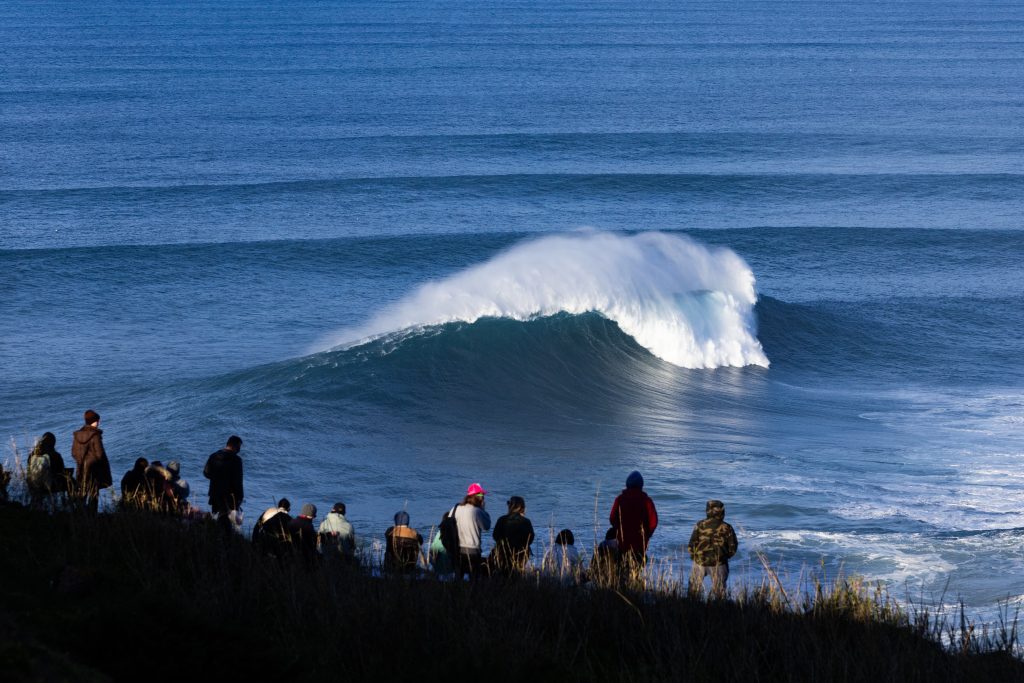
[608,470,658,568]
[687,499,738,599]
[454,482,492,579]
[72,410,113,513]
[203,435,244,532]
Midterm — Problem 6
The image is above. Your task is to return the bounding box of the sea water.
[2,0,1024,616]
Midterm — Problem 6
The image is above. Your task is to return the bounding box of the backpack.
[438,505,460,560]
[27,451,51,491]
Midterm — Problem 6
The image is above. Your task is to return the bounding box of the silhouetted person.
[120,458,149,508]
[608,470,657,567]
[72,410,113,513]
[688,499,738,599]
[490,496,534,575]
[591,527,621,584]
[384,511,423,573]
[203,435,244,532]
[289,503,319,566]
[145,460,171,510]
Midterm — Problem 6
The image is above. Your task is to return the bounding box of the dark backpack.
[439,505,460,559]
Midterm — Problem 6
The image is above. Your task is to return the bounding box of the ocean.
[2,0,1023,615]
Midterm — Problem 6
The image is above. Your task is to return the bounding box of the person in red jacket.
[608,470,658,567]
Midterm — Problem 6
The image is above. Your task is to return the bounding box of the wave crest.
[320,231,769,369]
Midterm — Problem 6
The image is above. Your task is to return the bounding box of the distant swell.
[318,231,769,369]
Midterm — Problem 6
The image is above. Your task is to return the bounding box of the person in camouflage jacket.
[687,499,738,599]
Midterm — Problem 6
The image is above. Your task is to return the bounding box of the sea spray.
[320,232,769,369]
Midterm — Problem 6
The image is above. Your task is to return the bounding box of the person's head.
[332,502,346,515]
[605,527,617,541]
[706,499,725,519]
[166,461,180,477]
[37,432,57,453]
[464,482,487,506]
[556,529,575,546]
[625,470,644,489]
[394,510,410,527]
[277,497,291,512]
[150,460,164,470]
[83,409,100,427]
[300,503,317,519]
[133,457,149,472]
[225,435,242,452]
[506,496,526,515]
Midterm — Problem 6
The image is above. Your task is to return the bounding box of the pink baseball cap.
[466,482,488,496]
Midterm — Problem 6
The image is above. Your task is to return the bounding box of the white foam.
[318,231,769,369]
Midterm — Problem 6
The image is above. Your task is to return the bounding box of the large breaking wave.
[318,231,769,369]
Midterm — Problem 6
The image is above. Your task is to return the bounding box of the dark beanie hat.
[84,409,100,424]
[626,470,644,489]
[394,511,410,526]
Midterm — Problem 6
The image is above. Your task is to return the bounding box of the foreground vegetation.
[1,498,1022,682]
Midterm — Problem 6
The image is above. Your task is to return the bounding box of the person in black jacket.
[288,503,319,566]
[120,458,149,509]
[490,496,535,575]
[203,435,244,532]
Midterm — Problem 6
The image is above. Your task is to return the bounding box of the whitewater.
[322,232,769,370]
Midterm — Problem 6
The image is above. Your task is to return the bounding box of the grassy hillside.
[1,500,1021,682]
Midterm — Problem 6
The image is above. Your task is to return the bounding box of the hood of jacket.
[73,426,102,445]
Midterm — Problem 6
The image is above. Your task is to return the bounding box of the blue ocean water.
[3,0,1024,614]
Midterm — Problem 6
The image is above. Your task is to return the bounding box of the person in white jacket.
[453,482,491,579]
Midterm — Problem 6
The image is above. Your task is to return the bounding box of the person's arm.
[725,524,738,559]
[609,496,620,527]
[646,497,658,535]
[478,508,491,532]
[687,524,699,558]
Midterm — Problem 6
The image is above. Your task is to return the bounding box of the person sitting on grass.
[145,460,172,510]
[120,458,149,508]
[164,460,190,510]
[429,514,455,576]
[590,527,621,584]
[289,503,319,566]
[490,495,535,576]
[252,498,292,557]
[687,499,738,600]
[27,432,65,509]
[544,528,584,584]
[318,501,356,562]
[384,510,423,573]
